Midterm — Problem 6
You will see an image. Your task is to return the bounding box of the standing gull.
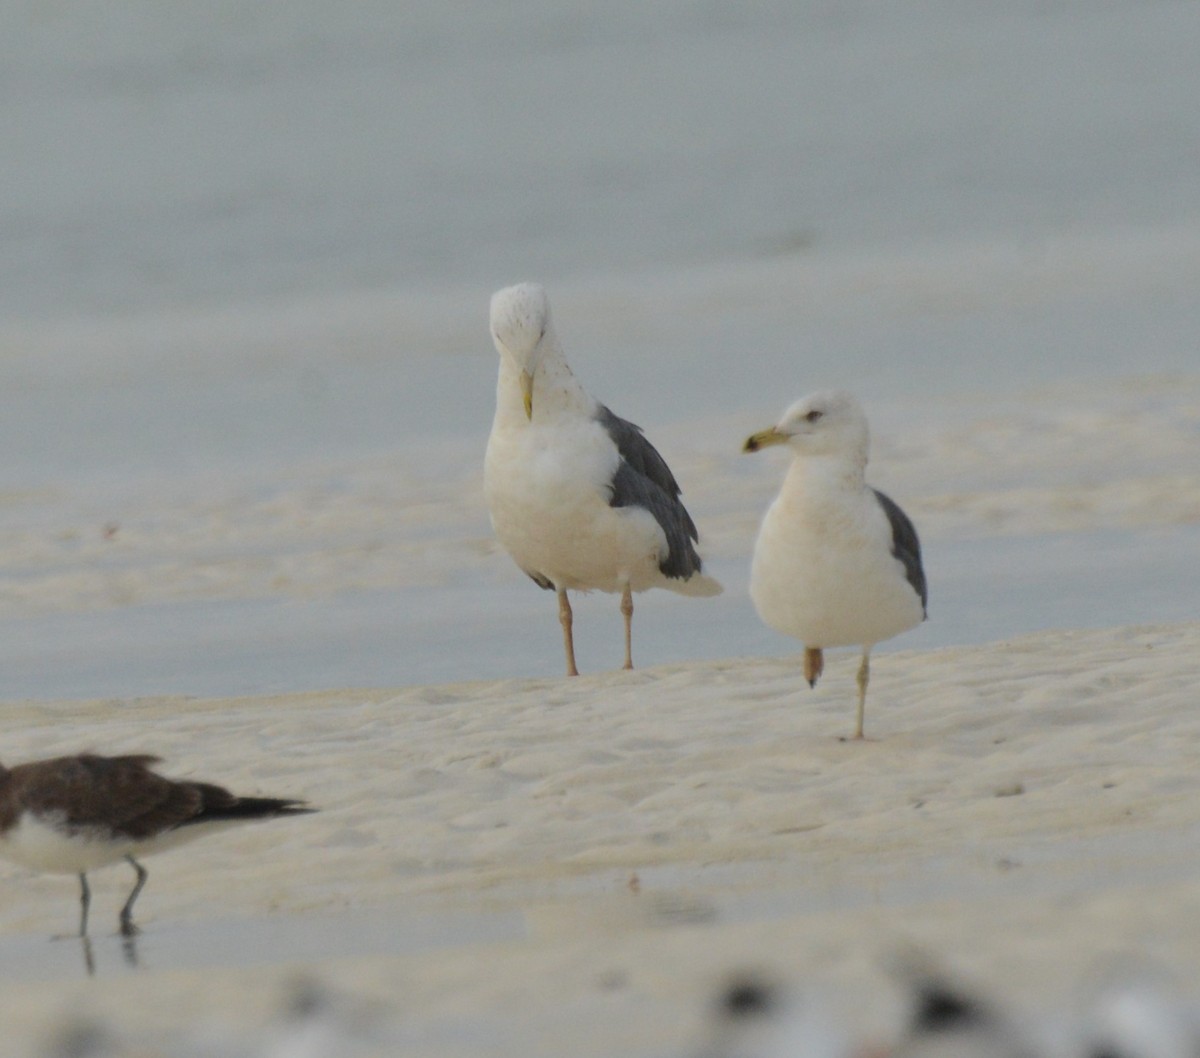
[0,752,313,937]
[484,282,721,675]
[743,390,926,739]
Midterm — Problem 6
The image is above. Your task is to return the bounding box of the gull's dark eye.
[805,409,823,423]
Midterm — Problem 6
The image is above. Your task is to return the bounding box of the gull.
[484,282,721,675]
[0,752,313,937]
[743,390,926,739]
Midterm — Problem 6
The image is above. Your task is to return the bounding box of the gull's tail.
[671,571,723,597]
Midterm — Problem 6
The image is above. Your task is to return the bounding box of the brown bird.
[0,753,313,936]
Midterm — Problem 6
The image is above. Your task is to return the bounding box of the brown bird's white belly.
[0,812,136,874]
[0,810,238,875]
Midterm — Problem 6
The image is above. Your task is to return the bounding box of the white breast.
[485,414,668,594]
[0,812,133,874]
[750,485,923,649]
[0,811,241,875]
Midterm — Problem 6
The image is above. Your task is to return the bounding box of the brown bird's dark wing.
[182,782,313,826]
[6,754,203,840]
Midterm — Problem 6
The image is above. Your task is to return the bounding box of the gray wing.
[596,405,705,581]
[872,488,927,615]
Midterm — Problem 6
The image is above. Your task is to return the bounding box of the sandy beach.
[3,619,1200,1055]
[2,307,1199,1058]
[2,354,1198,1057]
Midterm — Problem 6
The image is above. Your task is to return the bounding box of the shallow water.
[1,1,1198,698]
[3,819,1197,983]
[5,2,1196,323]
[0,904,528,982]
[0,524,1196,700]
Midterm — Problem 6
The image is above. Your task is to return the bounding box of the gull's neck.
[783,447,869,502]
[495,323,595,426]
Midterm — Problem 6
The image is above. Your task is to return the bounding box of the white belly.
[750,492,923,649]
[485,419,668,593]
[0,812,232,875]
[0,813,134,874]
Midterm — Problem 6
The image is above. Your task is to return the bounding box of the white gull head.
[744,389,869,465]
[490,282,553,418]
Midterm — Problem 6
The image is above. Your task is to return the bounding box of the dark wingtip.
[718,975,777,1020]
[202,796,317,823]
[910,980,990,1033]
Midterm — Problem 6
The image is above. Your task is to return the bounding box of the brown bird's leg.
[620,584,634,670]
[803,647,824,688]
[557,588,579,677]
[77,872,91,937]
[80,935,95,976]
[119,855,148,937]
[853,649,871,740]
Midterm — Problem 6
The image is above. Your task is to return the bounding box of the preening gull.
[484,282,721,676]
[743,391,926,739]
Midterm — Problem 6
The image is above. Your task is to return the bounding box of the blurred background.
[1,1,1197,697]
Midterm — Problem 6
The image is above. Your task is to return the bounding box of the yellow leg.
[803,647,824,688]
[853,649,870,740]
[620,584,634,670]
[557,588,579,677]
